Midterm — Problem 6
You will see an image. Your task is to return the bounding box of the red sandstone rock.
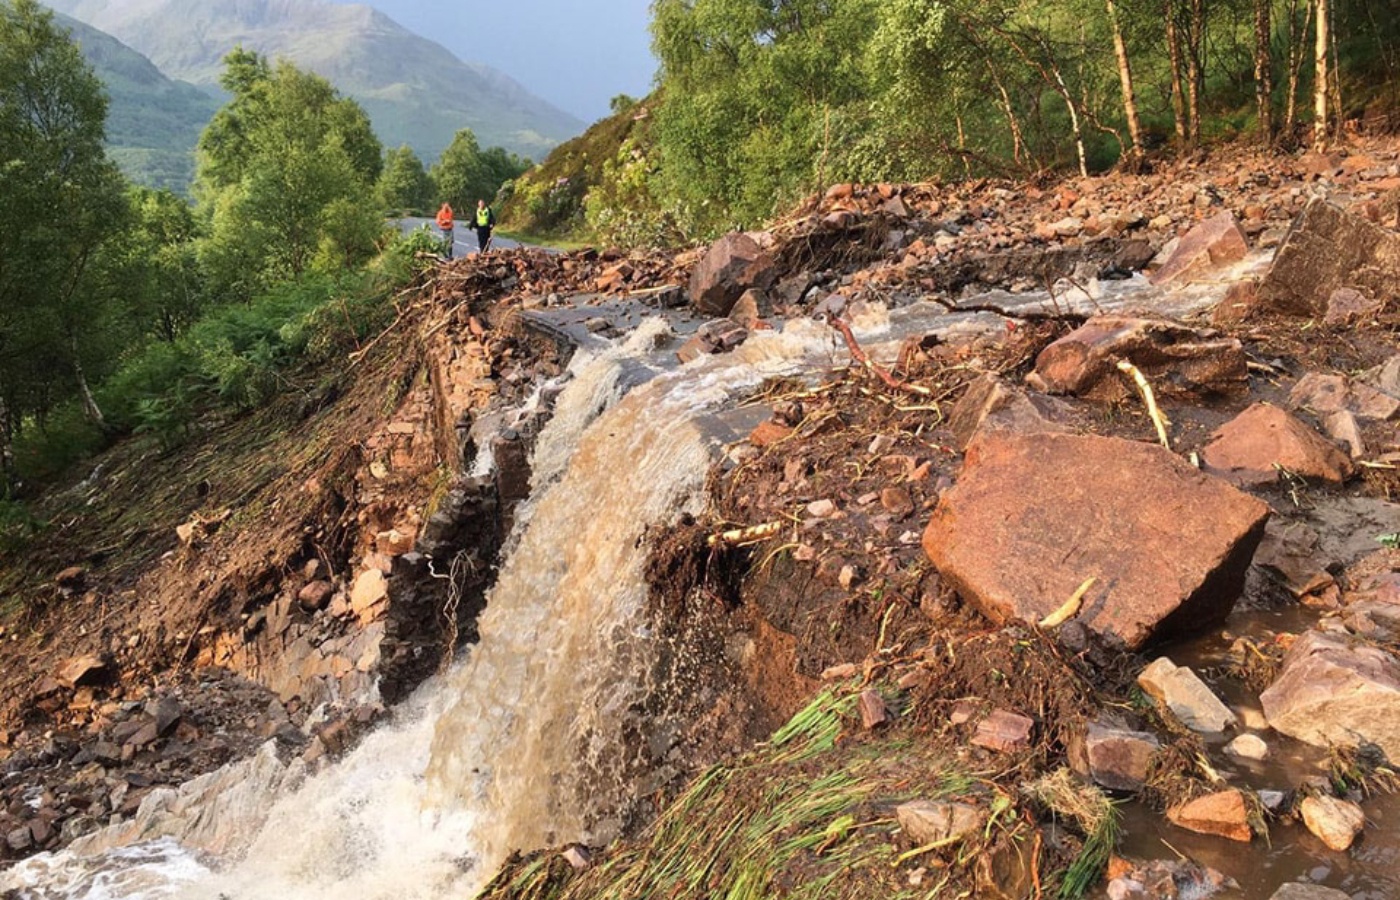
[972,710,1034,753]
[1149,212,1248,285]
[1258,200,1400,317]
[688,233,777,317]
[923,432,1269,650]
[1201,403,1354,487]
[1167,790,1253,842]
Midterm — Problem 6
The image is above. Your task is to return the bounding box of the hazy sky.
[347,0,657,124]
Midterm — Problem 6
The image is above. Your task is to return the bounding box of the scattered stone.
[729,289,768,329]
[1289,372,1400,421]
[54,567,86,590]
[562,846,592,872]
[1260,629,1400,761]
[924,432,1269,650]
[858,690,890,729]
[1259,199,1400,316]
[1324,287,1385,326]
[1300,795,1366,852]
[297,581,335,612]
[56,655,108,689]
[972,710,1034,753]
[1252,519,1336,599]
[947,374,1063,450]
[1323,411,1365,460]
[1072,722,1161,792]
[1201,404,1354,487]
[1150,211,1249,285]
[1225,734,1270,761]
[1033,317,1247,402]
[350,570,389,622]
[895,799,984,846]
[1167,789,1253,842]
[880,487,915,519]
[748,421,793,448]
[150,697,182,737]
[1138,658,1238,733]
[689,232,777,317]
[807,499,837,519]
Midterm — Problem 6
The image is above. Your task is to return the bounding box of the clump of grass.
[1024,769,1120,900]
[1327,742,1400,798]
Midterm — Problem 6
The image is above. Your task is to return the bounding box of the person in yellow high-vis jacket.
[474,199,496,253]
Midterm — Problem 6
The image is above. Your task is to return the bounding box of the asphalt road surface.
[396,217,521,257]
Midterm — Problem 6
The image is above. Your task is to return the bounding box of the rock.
[56,654,109,689]
[729,289,768,330]
[54,566,86,590]
[1290,372,1400,422]
[807,499,837,519]
[1033,317,1247,402]
[6,826,32,852]
[858,690,890,729]
[880,487,915,519]
[562,845,592,871]
[689,233,777,317]
[350,570,389,621]
[1361,355,1400,400]
[1167,789,1253,842]
[1051,216,1084,238]
[1270,885,1351,900]
[1258,200,1400,317]
[1300,795,1365,852]
[128,722,160,748]
[1138,658,1238,733]
[150,697,182,737]
[1072,722,1161,792]
[1323,411,1365,460]
[1260,629,1400,761]
[924,432,1269,650]
[297,581,335,612]
[1252,519,1336,599]
[947,374,1063,450]
[696,317,750,353]
[972,710,1034,753]
[895,799,984,846]
[1149,212,1249,286]
[1225,734,1270,761]
[1201,404,1353,487]
[1211,280,1262,327]
[1324,287,1384,326]
[748,421,793,448]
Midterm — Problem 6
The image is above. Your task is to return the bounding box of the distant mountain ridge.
[52,11,220,193]
[43,0,585,163]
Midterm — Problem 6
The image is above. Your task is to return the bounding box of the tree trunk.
[0,392,13,496]
[1284,0,1313,135]
[1107,0,1145,160]
[70,334,105,428]
[1314,0,1330,148]
[1186,0,1206,147]
[1254,0,1274,142]
[1165,0,1189,143]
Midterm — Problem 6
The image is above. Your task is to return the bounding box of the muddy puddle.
[1115,605,1400,899]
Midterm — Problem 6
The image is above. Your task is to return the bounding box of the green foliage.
[377,144,433,214]
[0,498,40,552]
[194,49,383,299]
[430,128,530,210]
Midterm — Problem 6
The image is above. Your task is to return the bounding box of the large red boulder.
[923,432,1270,650]
[1200,403,1354,487]
[688,233,777,317]
[1258,199,1400,317]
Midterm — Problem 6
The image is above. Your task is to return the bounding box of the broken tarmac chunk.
[1259,629,1400,762]
[1258,199,1400,317]
[923,432,1269,650]
[1201,403,1354,487]
[1150,211,1249,286]
[1032,317,1247,402]
[1138,658,1238,733]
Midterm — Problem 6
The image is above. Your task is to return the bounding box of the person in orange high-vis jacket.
[436,202,455,258]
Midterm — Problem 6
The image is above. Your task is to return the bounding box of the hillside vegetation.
[515,0,1400,246]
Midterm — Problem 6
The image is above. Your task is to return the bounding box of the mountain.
[43,0,586,164]
[53,12,219,193]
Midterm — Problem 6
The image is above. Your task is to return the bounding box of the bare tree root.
[1116,360,1172,449]
[827,317,934,397]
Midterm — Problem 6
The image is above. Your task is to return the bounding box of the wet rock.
[1225,734,1270,761]
[350,569,388,622]
[1258,200,1400,317]
[150,697,182,737]
[1323,411,1365,460]
[1252,519,1336,599]
[1150,211,1249,286]
[924,432,1269,650]
[1201,404,1354,487]
[677,318,749,363]
[947,374,1063,450]
[1300,794,1365,851]
[1269,885,1350,900]
[747,421,793,448]
[895,799,984,846]
[728,289,769,330]
[1324,287,1385,326]
[689,233,777,317]
[1260,629,1400,761]
[972,710,1034,753]
[1138,658,1238,733]
[1071,722,1161,792]
[1108,859,1236,900]
[1167,789,1253,842]
[1211,280,1262,327]
[1032,317,1247,403]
